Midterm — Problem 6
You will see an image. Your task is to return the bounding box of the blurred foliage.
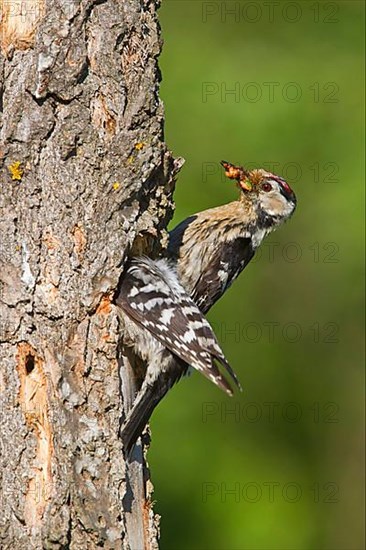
[148,1,365,549]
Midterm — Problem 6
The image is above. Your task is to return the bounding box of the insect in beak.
[239,178,253,192]
[221,160,252,191]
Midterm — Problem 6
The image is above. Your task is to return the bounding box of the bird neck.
[255,203,283,230]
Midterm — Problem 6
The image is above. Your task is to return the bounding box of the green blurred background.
[149,1,365,549]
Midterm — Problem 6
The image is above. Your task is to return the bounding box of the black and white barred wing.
[191,237,255,314]
[117,257,241,395]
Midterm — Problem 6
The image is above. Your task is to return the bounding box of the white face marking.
[259,179,296,219]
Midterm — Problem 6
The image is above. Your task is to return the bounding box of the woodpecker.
[117,161,296,453]
[116,256,240,453]
[168,161,297,314]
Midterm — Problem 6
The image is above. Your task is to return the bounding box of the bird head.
[221,160,297,221]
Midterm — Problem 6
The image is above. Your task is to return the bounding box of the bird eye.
[262,182,272,192]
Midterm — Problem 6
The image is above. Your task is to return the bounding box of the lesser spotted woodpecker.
[116,257,241,453]
[168,161,297,314]
[117,161,296,453]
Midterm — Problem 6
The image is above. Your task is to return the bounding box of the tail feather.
[213,353,242,392]
[120,385,163,456]
[120,364,186,455]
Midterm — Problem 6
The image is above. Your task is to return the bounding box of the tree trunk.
[0,1,182,547]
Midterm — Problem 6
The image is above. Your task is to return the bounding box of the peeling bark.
[0,1,182,547]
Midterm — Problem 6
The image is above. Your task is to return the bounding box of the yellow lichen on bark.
[8,160,23,180]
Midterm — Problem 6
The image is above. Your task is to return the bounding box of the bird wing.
[191,237,255,314]
[116,257,241,395]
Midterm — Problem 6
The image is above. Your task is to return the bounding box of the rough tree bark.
[0,1,182,548]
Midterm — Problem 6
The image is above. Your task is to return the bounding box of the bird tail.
[120,365,184,456]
